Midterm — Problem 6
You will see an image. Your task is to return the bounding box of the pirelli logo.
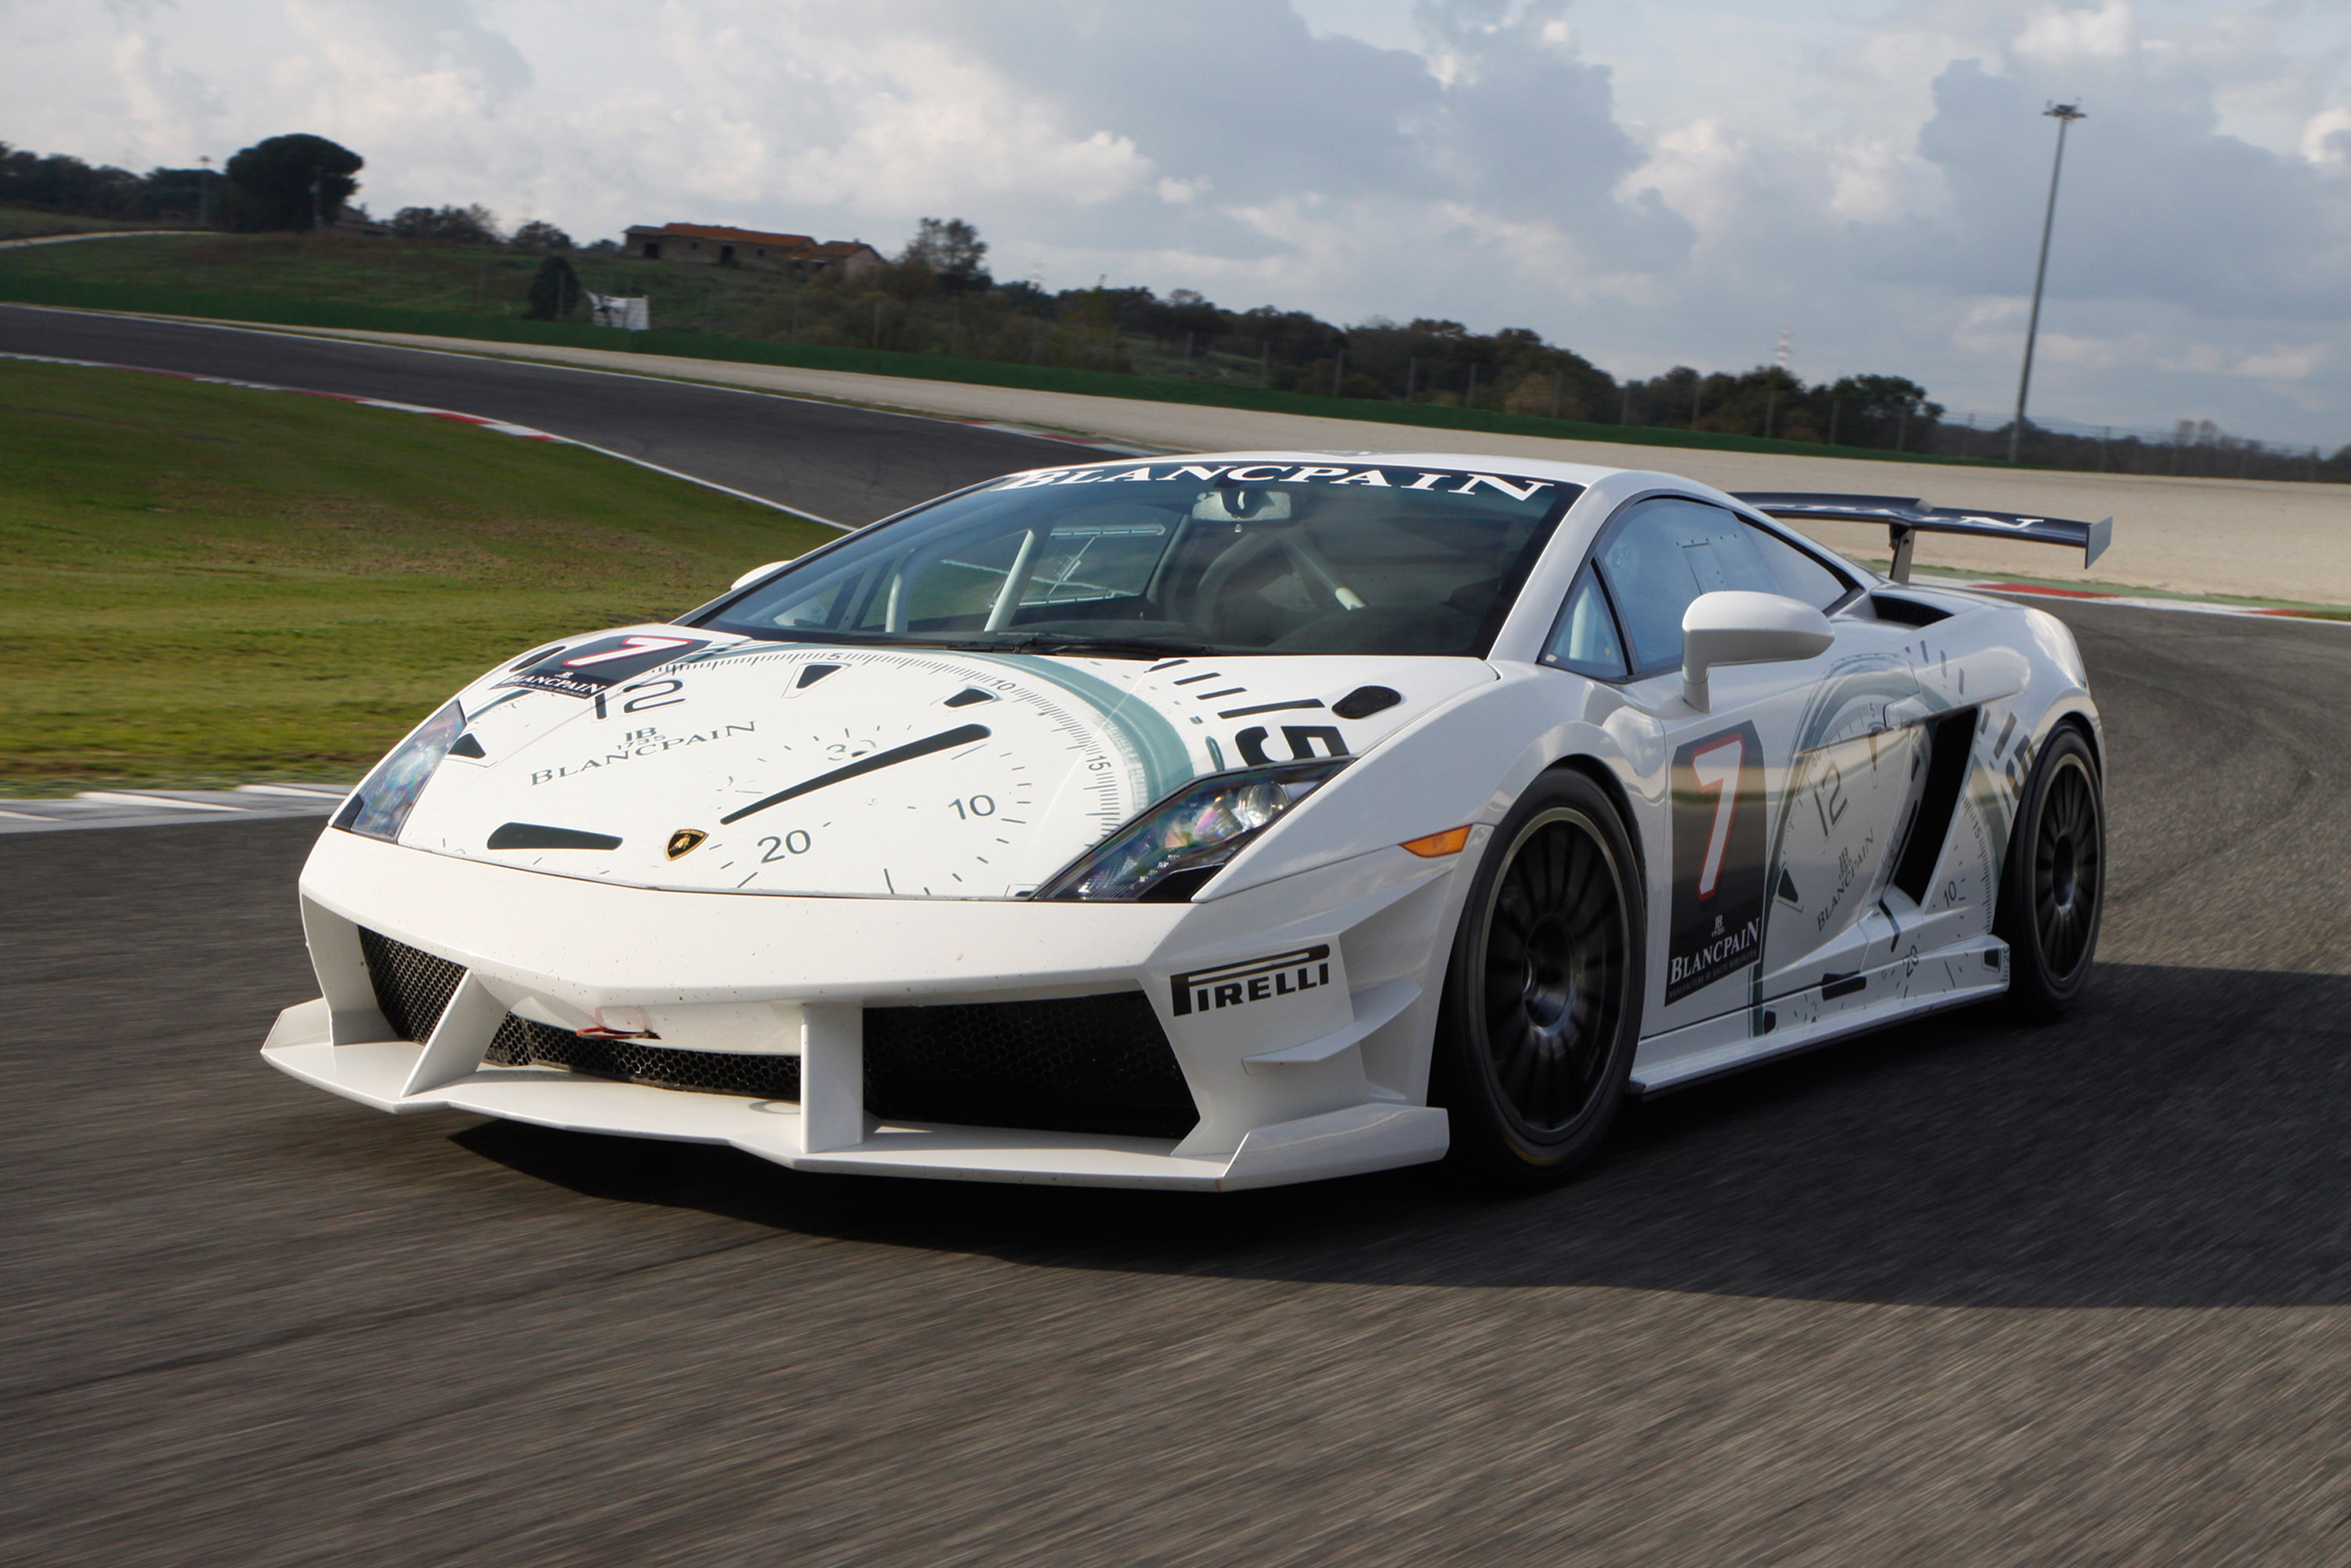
[1169,946,1332,1017]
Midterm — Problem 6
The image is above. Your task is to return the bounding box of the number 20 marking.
[1690,733,1744,900]
[759,831,812,861]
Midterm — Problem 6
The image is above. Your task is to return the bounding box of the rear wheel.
[1432,770,1645,1186]
[1994,725,2104,1017]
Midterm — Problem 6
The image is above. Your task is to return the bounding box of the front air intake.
[357,928,465,1042]
[864,993,1198,1140]
[481,993,1198,1141]
[485,1015,804,1100]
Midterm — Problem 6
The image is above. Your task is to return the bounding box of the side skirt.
[1629,936,2009,1095]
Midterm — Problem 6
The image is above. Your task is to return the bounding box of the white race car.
[263,451,2110,1190]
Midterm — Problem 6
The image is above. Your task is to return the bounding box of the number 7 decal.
[498,632,711,699]
[1689,731,1744,900]
[565,635,696,668]
[1666,721,1767,1004]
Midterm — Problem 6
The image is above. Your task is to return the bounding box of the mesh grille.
[866,993,1197,1140]
[486,1014,803,1100]
[358,928,465,1042]
[484,994,1197,1141]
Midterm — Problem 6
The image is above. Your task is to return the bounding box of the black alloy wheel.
[1996,724,2105,1016]
[1433,769,1644,1186]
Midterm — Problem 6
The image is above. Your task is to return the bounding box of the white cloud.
[2303,107,2351,165]
[5,0,2351,443]
[2014,0,2137,64]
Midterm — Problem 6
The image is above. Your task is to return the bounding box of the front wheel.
[1994,724,2105,1017]
[1431,770,1646,1186]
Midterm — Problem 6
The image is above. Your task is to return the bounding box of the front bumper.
[263,827,1469,1190]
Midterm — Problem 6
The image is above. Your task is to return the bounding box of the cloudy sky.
[10,1,2351,444]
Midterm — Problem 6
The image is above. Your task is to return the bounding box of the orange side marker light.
[1400,825,1473,858]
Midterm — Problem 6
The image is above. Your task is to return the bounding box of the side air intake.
[1891,708,1980,903]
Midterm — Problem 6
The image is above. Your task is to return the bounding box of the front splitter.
[263,1001,1447,1192]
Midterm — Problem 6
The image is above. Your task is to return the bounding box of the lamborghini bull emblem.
[665,829,708,860]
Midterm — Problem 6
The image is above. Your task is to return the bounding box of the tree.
[900,216,991,292]
[524,254,581,320]
[511,219,573,252]
[219,133,362,231]
[129,167,212,222]
[0,143,143,215]
[1820,373,1943,449]
[389,204,502,244]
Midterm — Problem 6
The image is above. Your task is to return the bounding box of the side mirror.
[1682,591,1835,711]
[730,560,792,592]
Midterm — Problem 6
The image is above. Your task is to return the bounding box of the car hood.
[388,629,1496,897]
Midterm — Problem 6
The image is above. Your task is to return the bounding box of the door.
[1578,497,1925,1034]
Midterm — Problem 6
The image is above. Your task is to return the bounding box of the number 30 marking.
[1690,733,1744,900]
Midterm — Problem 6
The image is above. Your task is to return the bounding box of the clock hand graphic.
[719,723,992,825]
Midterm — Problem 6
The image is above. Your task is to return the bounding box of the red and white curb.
[1937,577,2349,625]
[2,349,853,528]
[951,417,1155,455]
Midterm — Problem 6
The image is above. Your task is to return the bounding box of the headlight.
[332,701,465,844]
[1037,759,1349,902]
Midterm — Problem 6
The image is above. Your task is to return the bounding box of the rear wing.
[1732,492,2111,585]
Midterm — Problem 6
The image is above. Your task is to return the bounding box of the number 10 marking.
[1690,733,1744,900]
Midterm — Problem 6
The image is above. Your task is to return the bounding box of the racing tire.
[1994,724,2104,1018]
[1432,769,1646,1187]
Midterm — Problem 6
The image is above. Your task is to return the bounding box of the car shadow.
[452,960,2351,1309]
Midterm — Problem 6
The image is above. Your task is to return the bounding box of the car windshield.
[699,460,1581,658]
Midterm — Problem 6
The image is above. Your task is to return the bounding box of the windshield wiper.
[714,627,1230,659]
[962,633,1227,659]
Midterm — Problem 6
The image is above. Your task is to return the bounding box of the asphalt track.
[9,314,2351,1563]
[0,304,1085,524]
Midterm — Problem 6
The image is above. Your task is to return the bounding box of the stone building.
[622,223,884,278]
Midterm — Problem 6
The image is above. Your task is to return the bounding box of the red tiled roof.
[647,223,817,249]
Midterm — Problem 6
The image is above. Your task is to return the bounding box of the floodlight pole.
[2010,101,2085,465]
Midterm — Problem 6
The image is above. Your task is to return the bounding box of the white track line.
[73,791,240,812]
[2,348,853,530]
[0,787,355,835]
[0,230,209,250]
[3,302,1150,459]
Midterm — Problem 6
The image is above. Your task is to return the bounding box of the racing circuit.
[9,306,2351,1562]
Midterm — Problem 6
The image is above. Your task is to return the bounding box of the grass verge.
[0,210,187,241]
[1,357,834,795]
[0,233,1997,467]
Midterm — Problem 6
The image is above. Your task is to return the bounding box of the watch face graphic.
[692,652,1172,896]
[448,646,1190,899]
[408,642,1483,899]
